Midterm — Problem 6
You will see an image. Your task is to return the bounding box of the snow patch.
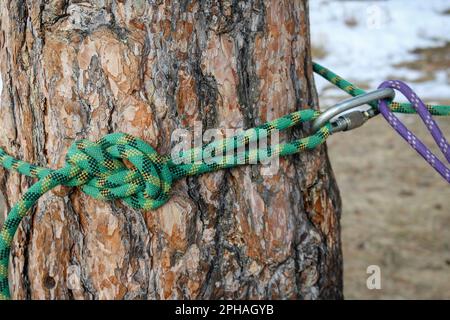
[311,0,450,101]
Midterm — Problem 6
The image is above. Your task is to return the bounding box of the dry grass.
[393,42,450,84]
[328,112,450,299]
[321,30,450,298]
[311,43,329,60]
[344,15,358,28]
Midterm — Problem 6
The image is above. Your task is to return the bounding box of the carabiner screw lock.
[312,88,395,133]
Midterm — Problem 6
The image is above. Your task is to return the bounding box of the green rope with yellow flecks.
[0,62,449,300]
[313,63,450,116]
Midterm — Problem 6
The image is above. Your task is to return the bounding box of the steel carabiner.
[312,88,395,133]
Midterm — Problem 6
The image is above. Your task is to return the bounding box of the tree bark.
[0,0,342,300]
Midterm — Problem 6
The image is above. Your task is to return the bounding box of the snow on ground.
[314,1,450,299]
[310,0,450,103]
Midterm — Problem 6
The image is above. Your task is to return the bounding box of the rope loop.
[65,133,173,210]
[378,80,450,182]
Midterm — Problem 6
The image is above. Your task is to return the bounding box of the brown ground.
[327,112,450,299]
[321,39,450,299]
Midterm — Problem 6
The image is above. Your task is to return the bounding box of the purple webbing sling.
[378,80,450,184]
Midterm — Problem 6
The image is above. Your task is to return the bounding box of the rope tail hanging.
[0,63,449,299]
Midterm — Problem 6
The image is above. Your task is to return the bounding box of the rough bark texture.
[0,0,342,299]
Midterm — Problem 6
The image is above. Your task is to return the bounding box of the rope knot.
[65,133,173,210]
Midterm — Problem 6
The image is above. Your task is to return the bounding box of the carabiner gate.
[312,88,395,133]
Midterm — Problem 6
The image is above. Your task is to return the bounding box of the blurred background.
[311,0,450,299]
[0,0,448,300]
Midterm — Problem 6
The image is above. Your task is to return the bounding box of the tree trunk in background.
[0,0,342,299]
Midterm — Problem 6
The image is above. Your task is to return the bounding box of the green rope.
[313,62,450,116]
[0,63,449,300]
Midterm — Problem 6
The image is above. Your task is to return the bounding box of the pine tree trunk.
[0,0,342,300]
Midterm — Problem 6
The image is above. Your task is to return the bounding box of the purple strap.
[378,80,450,184]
